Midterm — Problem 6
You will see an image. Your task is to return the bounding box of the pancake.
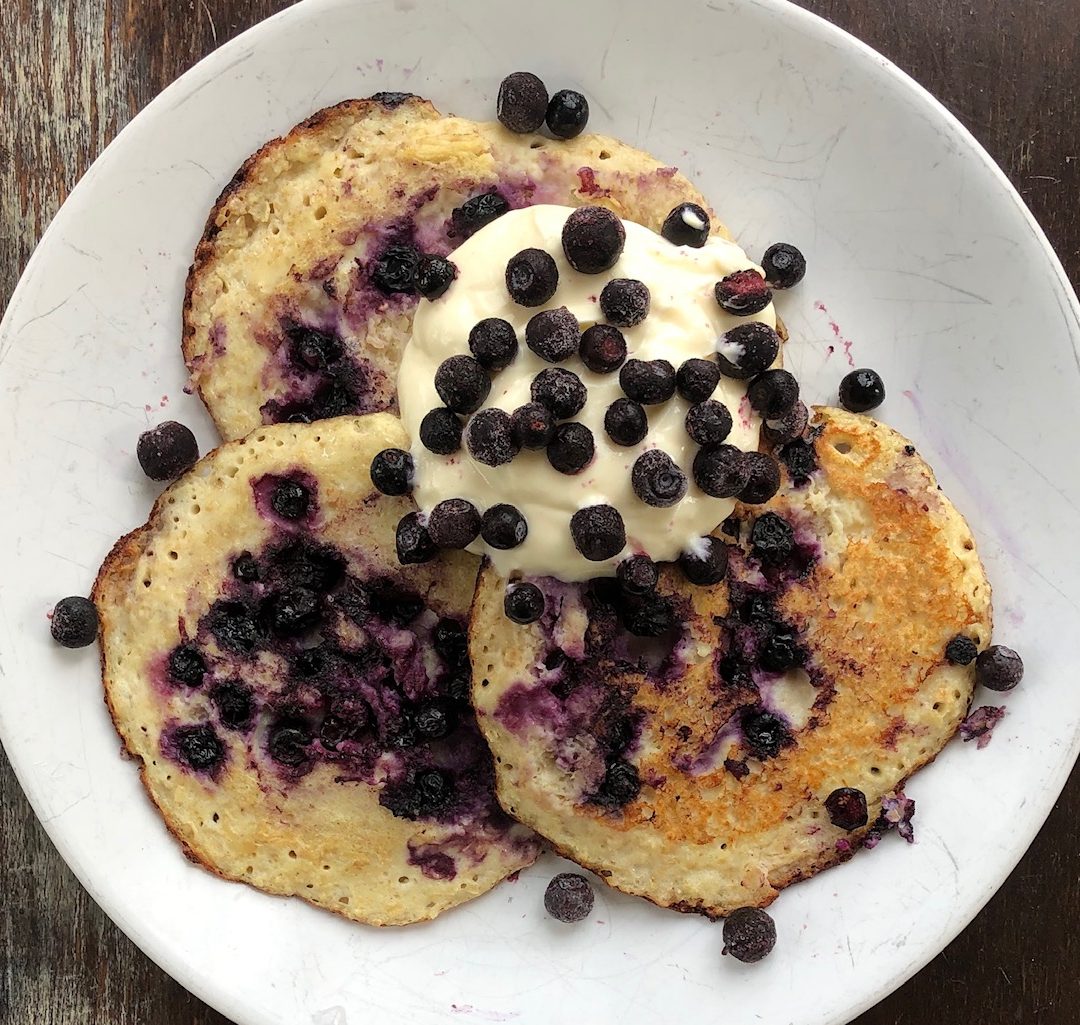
[93,413,538,926]
[183,94,727,442]
[468,407,991,917]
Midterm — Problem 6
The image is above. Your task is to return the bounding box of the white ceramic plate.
[3,1,1079,1023]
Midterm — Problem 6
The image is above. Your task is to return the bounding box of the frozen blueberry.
[570,504,625,561]
[685,400,733,446]
[261,587,321,637]
[661,202,710,248]
[619,358,676,404]
[370,244,420,294]
[287,326,341,370]
[722,907,776,963]
[945,634,978,666]
[469,317,518,370]
[415,700,456,740]
[714,269,772,316]
[207,600,261,653]
[545,89,589,139]
[511,402,556,449]
[678,537,729,586]
[451,191,510,238]
[380,767,454,820]
[778,435,817,484]
[579,323,627,373]
[481,503,529,549]
[839,368,885,413]
[693,445,750,498]
[562,206,625,274]
[761,242,806,290]
[497,71,549,133]
[50,596,99,648]
[742,709,790,759]
[526,307,580,363]
[174,723,225,773]
[419,407,463,455]
[370,448,413,496]
[416,255,457,299]
[750,512,795,566]
[428,498,481,549]
[505,582,545,624]
[435,355,491,414]
[975,645,1024,692]
[544,872,595,922]
[676,358,721,402]
[617,554,659,597]
[271,478,311,520]
[599,278,650,328]
[716,322,781,379]
[748,369,799,419]
[506,248,559,306]
[268,720,312,766]
[546,422,595,474]
[593,758,640,807]
[168,643,207,687]
[231,551,260,582]
[631,449,688,507]
[762,401,809,447]
[396,512,437,565]
[604,398,648,446]
[824,787,869,830]
[211,682,254,730]
[739,452,781,505]
[531,367,587,419]
[466,408,520,467]
[137,421,199,481]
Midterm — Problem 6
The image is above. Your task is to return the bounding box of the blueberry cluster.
[496,72,590,140]
[370,244,458,300]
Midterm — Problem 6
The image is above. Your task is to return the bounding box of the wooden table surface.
[1,1,1077,1022]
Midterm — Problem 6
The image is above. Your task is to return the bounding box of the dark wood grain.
[1,1,1077,1023]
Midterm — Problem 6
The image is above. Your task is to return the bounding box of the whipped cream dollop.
[398,205,776,582]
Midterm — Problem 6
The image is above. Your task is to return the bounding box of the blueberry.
[748,369,799,419]
[714,269,772,316]
[623,592,676,636]
[231,552,260,582]
[481,504,529,549]
[692,445,750,498]
[174,723,225,773]
[570,504,625,561]
[207,600,261,653]
[546,422,594,474]
[599,278,650,328]
[168,644,207,686]
[619,358,676,404]
[742,709,790,759]
[497,71,549,133]
[419,407,463,455]
[332,581,371,625]
[469,317,518,370]
[415,700,456,739]
[594,758,640,807]
[762,401,809,447]
[268,720,312,766]
[504,582,546,624]
[824,787,868,830]
[466,408,520,467]
[945,634,978,666]
[416,255,457,299]
[506,248,560,306]
[450,191,511,238]
[661,203,710,248]
[370,244,420,294]
[531,367,586,419]
[975,645,1024,691]
[320,701,371,749]
[434,355,491,414]
[631,449,688,507]
[579,323,627,373]
[136,421,199,481]
[211,682,254,730]
[722,907,776,963]
[307,378,358,419]
[761,242,806,290]
[370,448,413,496]
[678,537,729,586]
[603,398,648,446]
[287,326,341,370]
[839,368,885,413]
[544,872,595,922]
[427,498,482,549]
[778,436,817,484]
[562,206,625,274]
[269,540,345,593]
[617,554,659,597]
[760,628,804,672]
[676,358,721,402]
[545,89,589,139]
[261,587,322,637]
[739,452,782,505]
[433,618,469,668]
[380,767,454,820]
[685,400,733,446]
[370,91,417,108]
[396,511,437,565]
[716,322,780,379]
[750,512,795,566]
[50,596,99,648]
[524,306,578,364]
[510,402,556,449]
[271,478,311,520]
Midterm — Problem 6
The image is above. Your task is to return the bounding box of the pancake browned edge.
[468,407,990,918]
[183,93,736,442]
[93,414,539,926]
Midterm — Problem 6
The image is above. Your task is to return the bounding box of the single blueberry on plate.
[469,317,518,370]
[511,401,556,449]
[481,504,529,550]
[370,448,413,496]
[525,306,580,363]
[599,278,650,328]
[975,644,1024,691]
[739,452,782,505]
[505,582,546,624]
[685,399,733,446]
[419,407,463,455]
[761,242,807,289]
[434,354,491,414]
[396,511,437,565]
[427,498,482,549]
[631,449,688,507]
[545,89,589,139]
[531,367,587,419]
[506,248,559,306]
[466,408,520,467]
[50,596,99,648]
[692,444,749,498]
[716,322,781,379]
[619,358,676,405]
[544,873,595,922]
[570,505,625,561]
[136,421,199,481]
[838,368,886,413]
[661,202,710,248]
[722,907,776,963]
[370,244,420,294]
[617,554,659,597]
[714,269,772,316]
[174,723,226,773]
[415,255,457,299]
[579,323,627,373]
[824,787,869,830]
[496,71,549,133]
[168,643,207,687]
[546,422,594,475]
[603,398,648,447]
[562,206,625,274]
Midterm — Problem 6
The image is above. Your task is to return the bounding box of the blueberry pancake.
[468,408,990,917]
[93,414,539,926]
[183,95,726,441]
